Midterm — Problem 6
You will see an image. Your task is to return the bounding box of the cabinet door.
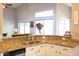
[52,45,72,56]
[25,48,30,56]
[26,44,46,56]
[46,44,57,56]
[26,45,43,56]
[37,44,46,56]
[61,47,73,56]
[26,46,37,56]
[46,44,72,56]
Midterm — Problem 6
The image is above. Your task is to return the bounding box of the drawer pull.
[56,51,58,53]
[30,48,34,50]
[63,49,68,50]
[40,46,43,47]
[35,52,37,53]
[38,50,40,52]
[59,52,62,54]
[56,51,62,54]
[50,46,54,48]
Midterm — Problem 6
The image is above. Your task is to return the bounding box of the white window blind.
[18,22,30,34]
[57,17,70,35]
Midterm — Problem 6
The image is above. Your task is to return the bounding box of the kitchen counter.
[0,36,79,53]
[45,39,79,47]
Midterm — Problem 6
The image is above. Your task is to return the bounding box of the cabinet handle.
[63,48,68,50]
[30,48,34,50]
[59,52,62,54]
[38,50,40,52]
[40,46,43,47]
[56,51,58,53]
[56,51,62,54]
[35,52,37,53]
[50,46,54,48]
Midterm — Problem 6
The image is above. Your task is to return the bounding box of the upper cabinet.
[0,3,3,35]
[71,4,79,40]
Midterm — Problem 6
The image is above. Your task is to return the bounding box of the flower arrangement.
[36,23,43,34]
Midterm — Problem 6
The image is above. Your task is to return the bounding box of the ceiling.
[4,3,72,8]
[9,3,22,8]
[3,3,22,8]
[65,3,72,7]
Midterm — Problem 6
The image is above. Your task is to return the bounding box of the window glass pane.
[35,10,54,35]
[57,17,70,35]
[25,22,30,33]
[35,10,53,17]
[35,20,54,35]
[18,23,25,34]
[18,22,30,34]
[44,20,54,35]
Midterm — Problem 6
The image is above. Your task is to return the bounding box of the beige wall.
[0,4,3,35]
[71,4,79,40]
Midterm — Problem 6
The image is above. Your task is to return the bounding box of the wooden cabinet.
[26,43,79,56]
[46,44,73,56]
[26,46,38,56]
[26,44,46,56]
[36,44,46,56]
[46,44,58,56]
[61,47,73,56]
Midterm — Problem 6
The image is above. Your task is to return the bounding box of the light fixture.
[2,3,12,8]
[2,4,5,8]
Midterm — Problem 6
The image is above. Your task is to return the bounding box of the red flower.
[36,23,43,30]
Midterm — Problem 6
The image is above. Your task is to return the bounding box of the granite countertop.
[0,37,79,53]
[45,39,79,47]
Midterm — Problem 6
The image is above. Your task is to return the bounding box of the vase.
[38,29,41,34]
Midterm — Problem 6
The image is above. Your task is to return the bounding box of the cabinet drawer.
[46,44,73,56]
[47,44,59,50]
[54,50,72,56]
[62,47,72,53]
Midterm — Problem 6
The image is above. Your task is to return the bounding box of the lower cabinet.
[26,46,38,56]
[0,44,79,56]
[26,44,45,56]
[46,44,58,56]
[46,44,73,56]
[26,43,73,56]
[36,44,46,56]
